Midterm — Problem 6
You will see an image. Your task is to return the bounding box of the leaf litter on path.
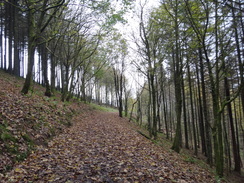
[3,110,215,182]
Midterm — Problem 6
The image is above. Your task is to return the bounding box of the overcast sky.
[115,0,161,96]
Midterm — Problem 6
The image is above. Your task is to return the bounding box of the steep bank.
[0,70,79,173]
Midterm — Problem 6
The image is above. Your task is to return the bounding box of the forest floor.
[0,70,243,182]
[2,108,216,182]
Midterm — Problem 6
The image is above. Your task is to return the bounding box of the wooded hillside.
[0,0,244,178]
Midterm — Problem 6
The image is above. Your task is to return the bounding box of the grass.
[89,103,118,113]
[1,132,17,142]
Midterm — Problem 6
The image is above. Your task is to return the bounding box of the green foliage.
[215,175,226,183]
[0,122,17,143]
[15,152,29,162]
[21,134,33,143]
[1,132,16,143]
[0,123,6,131]
[0,129,33,164]
[184,157,196,164]
[89,103,117,112]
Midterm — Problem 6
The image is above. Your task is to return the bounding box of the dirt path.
[3,110,215,182]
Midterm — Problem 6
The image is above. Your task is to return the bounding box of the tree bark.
[21,13,36,95]
[199,47,213,165]
[41,44,51,97]
[186,58,197,155]
[171,0,182,152]
[224,70,241,173]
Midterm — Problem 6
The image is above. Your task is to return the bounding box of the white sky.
[114,0,161,97]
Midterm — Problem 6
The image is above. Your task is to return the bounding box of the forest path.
[4,109,215,182]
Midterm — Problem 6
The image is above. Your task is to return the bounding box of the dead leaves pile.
[2,110,215,182]
[0,71,76,174]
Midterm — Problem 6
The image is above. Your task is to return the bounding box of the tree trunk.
[187,58,197,155]
[61,64,69,102]
[21,43,35,94]
[0,8,3,69]
[41,44,51,97]
[150,72,157,139]
[181,74,189,149]
[21,4,36,94]
[81,76,86,102]
[171,0,182,153]
[147,74,152,138]
[172,57,182,152]
[161,77,169,139]
[231,0,244,119]
[199,47,213,165]
[224,74,241,173]
[196,61,206,154]
[8,18,13,73]
[50,53,56,93]
[118,73,123,117]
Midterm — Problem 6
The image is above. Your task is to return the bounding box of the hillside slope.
[0,70,79,173]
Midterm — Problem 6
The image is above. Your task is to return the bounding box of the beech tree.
[105,32,128,117]
[132,0,165,139]
[21,0,66,94]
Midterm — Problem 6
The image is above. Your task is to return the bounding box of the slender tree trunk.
[136,95,142,125]
[230,0,244,119]
[105,84,109,105]
[13,31,20,76]
[8,22,13,73]
[8,0,15,73]
[4,21,7,71]
[0,3,3,69]
[162,81,169,139]
[181,74,189,149]
[150,72,157,138]
[147,74,152,138]
[50,53,56,93]
[169,85,173,140]
[171,49,182,152]
[21,43,35,94]
[187,59,197,155]
[172,53,182,152]
[222,112,231,172]
[118,73,123,117]
[41,44,51,97]
[81,77,86,102]
[61,64,69,101]
[225,74,241,172]
[156,76,161,133]
[129,98,137,122]
[124,84,129,117]
[196,61,206,154]
[194,86,200,148]
[21,5,36,94]
[171,0,182,153]
[186,100,193,148]
[199,47,213,165]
